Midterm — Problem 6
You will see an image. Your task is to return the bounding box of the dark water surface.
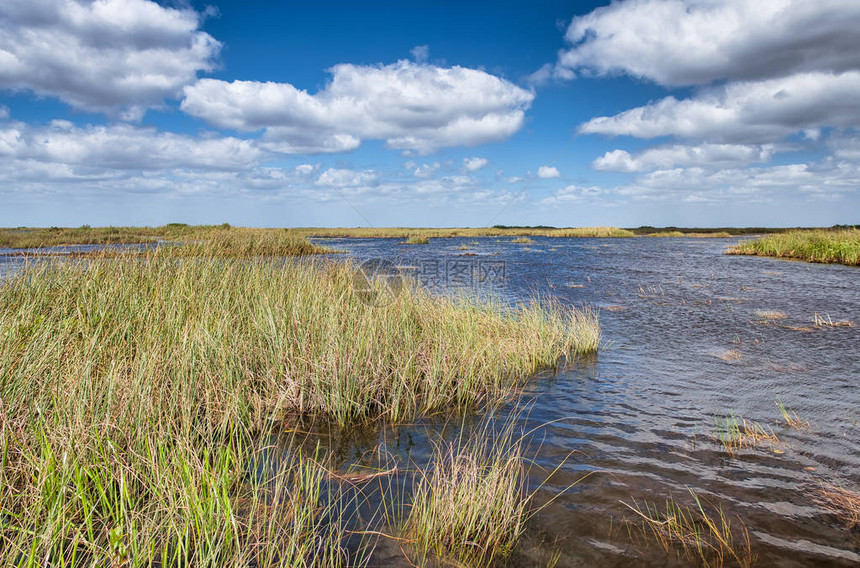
[310,236,859,567]
[2,237,857,566]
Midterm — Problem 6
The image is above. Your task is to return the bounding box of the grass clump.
[776,400,810,430]
[177,228,331,256]
[814,482,860,528]
[753,310,787,321]
[813,313,854,328]
[404,422,527,566]
[403,235,430,245]
[714,415,779,455]
[623,489,754,568]
[512,236,535,244]
[727,229,860,266]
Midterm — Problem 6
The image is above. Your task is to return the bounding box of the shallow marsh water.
[309,236,859,567]
[1,236,857,566]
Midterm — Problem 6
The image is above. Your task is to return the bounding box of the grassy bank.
[727,229,860,266]
[0,244,598,564]
[0,225,331,256]
[1,225,636,249]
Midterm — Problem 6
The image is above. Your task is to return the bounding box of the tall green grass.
[404,422,527,566]
[0,244,599,564]
[727,229,860,266]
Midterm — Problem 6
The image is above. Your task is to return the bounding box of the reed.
[403,236,430,245]
[714,415,779,455]
[512,237,535,244]
[814,482,860,528]
[623,489,754,568]
[727,229,860,266]
[645,231,733,238]
[776,400,810,430]
[403,420,527,566]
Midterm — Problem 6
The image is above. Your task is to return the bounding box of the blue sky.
[1,0,858,228]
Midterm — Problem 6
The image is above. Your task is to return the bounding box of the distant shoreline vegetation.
[2,224,857,251]
[727,228,860,266]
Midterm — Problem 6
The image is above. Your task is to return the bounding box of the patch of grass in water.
[814,482,860,529]
[713,414,779,455]
[727,229,860,266]
[776,399,810,430]
[400,414,585,567]
[753,310,787,321]
[403,235,430,244]
[623,489,755,568]
[512,236,535,244]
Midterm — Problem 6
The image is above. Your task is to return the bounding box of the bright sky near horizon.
[1,0,859,228]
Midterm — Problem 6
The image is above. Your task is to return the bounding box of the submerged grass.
[714,415,779,455]
[404,422,528,566]
[814,482,860,528]
[776,400,810,430]
[0,240,599,564]
[623,489,754,568]
[727,229,860,266]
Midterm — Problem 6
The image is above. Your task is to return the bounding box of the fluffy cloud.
[181,60,534,155]
[580,72,860,143]
[0,120,261,170]
[315,168,378,188]
[541,184,603,204]
[593,143,775,172]
[463,157,489,172]
[537,165,560,178]
[555,0,860,86]
[0,0,220,120]
[615,160,860,201]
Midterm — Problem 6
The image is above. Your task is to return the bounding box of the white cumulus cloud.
[463,157,489,172]
[0,0,220,120]
[181,60,534,155]
[580,72,860,143]
[0,120,261,170]
[537,165,560,178]
[593,143,775,172]
[555,0,860,86]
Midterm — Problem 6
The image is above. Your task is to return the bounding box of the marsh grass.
[727,229,860,266]
[645,231,733,238]
[400,414,581,567]
[814,482,860,528]
[813,313,854,328]
[403,422,528,566]
[0,241,599,564]
[292,227,635,239]
[752,310,787,322]
[714,415,779,455]
[512,237,535,244]
[403,236,430,245]
[775,400,810,430]
[623,489,754,568]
